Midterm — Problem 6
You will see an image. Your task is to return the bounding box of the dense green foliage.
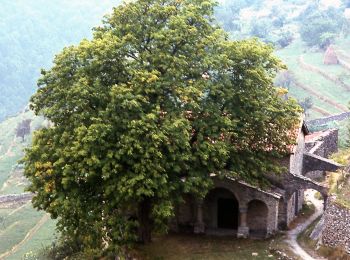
[0,0,117,121]
[23,0,301,255]
[299,7,344,48]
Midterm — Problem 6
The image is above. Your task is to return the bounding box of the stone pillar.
[323,194,328,211]
[194,199,205,234]
[237,207,249,238]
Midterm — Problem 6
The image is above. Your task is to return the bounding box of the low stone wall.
[322,196,350,253]
[307,112,350,127]
[0,193,33,204]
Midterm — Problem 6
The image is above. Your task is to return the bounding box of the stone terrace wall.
[0,193,33,204]
[322,196,350,253]
[307,112,350,127]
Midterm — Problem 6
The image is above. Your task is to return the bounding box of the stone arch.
[203,187,239,229]
[212,182,241,203]
[247,199,268,237]
[284,173,329,209]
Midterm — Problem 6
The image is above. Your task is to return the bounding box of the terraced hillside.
[276,39,350,121]
[0,111,56,259]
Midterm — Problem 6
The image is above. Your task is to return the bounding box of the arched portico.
[203,187,239,230]
[191,177,281,237]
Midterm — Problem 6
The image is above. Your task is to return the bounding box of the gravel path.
[285,190,325,260]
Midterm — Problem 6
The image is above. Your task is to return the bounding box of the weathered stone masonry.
[171,121,342,239]
[322,196,350,253]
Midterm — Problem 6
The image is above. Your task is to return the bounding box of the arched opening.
[303,189,326,213]
[204,187,239,230]
[217,197,239,228]
[247,200,268,237]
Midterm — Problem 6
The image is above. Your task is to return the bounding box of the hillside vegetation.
[0,0,118,121]
[217,0,350,121]
[0,111,58,259]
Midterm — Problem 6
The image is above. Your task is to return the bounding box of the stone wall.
[307,112,350,127]
[289,128,305,176]
[247,200,268,234]
[0,193,33,203]
[0,193,33,209]
[286,192,296,225]
[322,196,350,253]
[304,129,338,179]
[297,189,304,212]
[284,190,303,226]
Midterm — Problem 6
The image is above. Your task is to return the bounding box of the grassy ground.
[6,217,56,260]
[135,233,296,260]
[328,150,350,208]
[0,204,43,254]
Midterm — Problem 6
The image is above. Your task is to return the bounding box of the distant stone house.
[171,121,342,238]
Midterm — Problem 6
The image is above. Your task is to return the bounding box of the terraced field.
[276,39,350,121]
[0,111,56,259]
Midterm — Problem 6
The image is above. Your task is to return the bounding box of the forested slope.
[0,0,118,121]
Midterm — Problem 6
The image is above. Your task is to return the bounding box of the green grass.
[0,203,56,260]
[7,219,57,260]
[0,204,43,254]
[135,233,296,260]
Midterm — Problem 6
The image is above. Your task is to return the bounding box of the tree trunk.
[137,198,152,244]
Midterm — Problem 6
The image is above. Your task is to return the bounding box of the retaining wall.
[307,112,350,127]
[322,196,350,253]
[0,193,33,204]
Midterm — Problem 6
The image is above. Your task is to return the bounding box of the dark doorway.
[217,198,239,229]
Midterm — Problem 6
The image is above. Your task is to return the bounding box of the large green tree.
[23,0,300,255]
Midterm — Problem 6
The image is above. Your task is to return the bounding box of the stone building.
[171,121,342,238]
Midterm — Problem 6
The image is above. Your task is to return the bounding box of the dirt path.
[285,190,325,260]
[0,213,49,259]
